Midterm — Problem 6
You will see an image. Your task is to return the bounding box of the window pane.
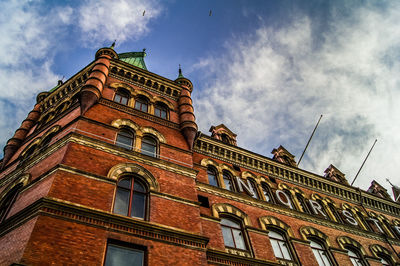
[131,193,146,219]
[268,230,284,240]
[134,101,141,110]
[270,238,284,259]
[116,132,133,149]
[320,250,333,266]
[141,143,156,157]
[263,186,271,202]
[134,181,145,193]
[118,178,131,189]
[279,241,292,260]
[312,249,326,266]
[223,175,234,191]
[114,94,121,103]
[120,96,128,105]
[380,257,391,266]
[221,226,235,247]
[220,218,240,228]
[114,188,130,216]
[207,169,218,187]
[155,106,167,119]
[310,240,323,249]
[232,228,246,250]
[105,244,144,266]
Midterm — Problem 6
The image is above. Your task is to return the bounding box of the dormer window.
[221,134,230,144]
[209,124,237,146]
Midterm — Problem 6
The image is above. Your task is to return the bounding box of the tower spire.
[178,64,184,79]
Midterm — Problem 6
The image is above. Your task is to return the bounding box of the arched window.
[347,248,366,266]
[116,129,134,149]
[379,255,392,266]
[328,202,342,223]
[248,178,259,199]
[0,183,23,223]
[154,103,168,119]
[220,217,247,250]
[134,96,149,112]
[207,166,219,187]
[113,88,130,105]
[310,239,333,266]
[41,133,56,150]
[296,193,310,214]
[262,183,273,202]
[222,171,235,192]
[268,230,293,261]
[141,136,157,157]
[113,176,148,219]
[221,134,230,144]
[356,211,371,231]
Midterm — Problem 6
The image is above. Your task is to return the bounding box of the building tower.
[1,46,400,266]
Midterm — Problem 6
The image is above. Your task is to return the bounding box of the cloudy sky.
[1,0,399,196]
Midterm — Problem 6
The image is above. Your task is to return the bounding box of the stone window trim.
[211,203,251,227]
[19,125,61,165]
[369,244,395,266]
[107,163,159,192]
[111,119,166,156]
[337,236,367,257]
[0,173,30,224]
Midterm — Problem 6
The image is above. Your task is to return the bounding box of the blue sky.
[1,0,400,196]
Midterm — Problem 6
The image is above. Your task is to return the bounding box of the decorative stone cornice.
[194,134,400,217]
[109,59,182,100]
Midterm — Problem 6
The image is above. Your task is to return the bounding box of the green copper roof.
[49,84,60,92]
[48,80,63,92]
[119,51,147,70]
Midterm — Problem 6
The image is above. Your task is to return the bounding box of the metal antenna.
[351,139,377,186]
[298,115,323,166]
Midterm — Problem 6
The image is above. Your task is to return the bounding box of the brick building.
[1,46,400,265]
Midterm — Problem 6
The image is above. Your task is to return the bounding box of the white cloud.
[0,0,161,151]
[78,0,161,45]
[193,3,400,194]
[0,0,66,148]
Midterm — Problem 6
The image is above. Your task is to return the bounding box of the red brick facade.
[0,47,400,265]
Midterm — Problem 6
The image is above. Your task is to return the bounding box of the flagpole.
[298,115,323,166]
[351,139,377,186]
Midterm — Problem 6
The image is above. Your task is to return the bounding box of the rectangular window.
[104,242,145,266]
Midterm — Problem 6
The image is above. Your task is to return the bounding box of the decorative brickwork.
[1,46,399,265]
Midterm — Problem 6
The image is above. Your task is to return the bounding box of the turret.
[175,66,197,150]
[1,98,42,169]
[80,46,118,114]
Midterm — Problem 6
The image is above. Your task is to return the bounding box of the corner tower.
[0,47,205,265]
